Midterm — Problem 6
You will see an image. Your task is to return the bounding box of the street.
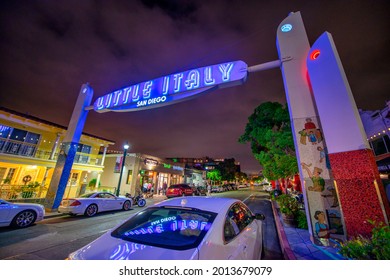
[0,188,283,260]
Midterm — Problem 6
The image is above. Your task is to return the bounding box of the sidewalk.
[271,200,345,260]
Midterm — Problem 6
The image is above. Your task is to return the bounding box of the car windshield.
[111,206,217,250]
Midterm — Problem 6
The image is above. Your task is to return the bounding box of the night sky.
[1,0,389,174]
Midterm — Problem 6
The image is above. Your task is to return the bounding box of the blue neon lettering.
[162,76,169,95]
[96,97,104,110]
[113,90,122,106]
[142,81,153,99]
[189,220,199,230]
[94,60,247,112]
[204,67,215,85]
[131,85,140,102]
[173,73,183,92]
[122,87,131,104]
[180,220,187,230]
[105,94,113,108]
[155,224,163,233]
[218,63,234,81]
[184,70,200,90]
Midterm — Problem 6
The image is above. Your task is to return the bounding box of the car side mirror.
[254,213,265,220]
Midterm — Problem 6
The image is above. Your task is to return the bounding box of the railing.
[0,184,48,200]
[0,142,104,166]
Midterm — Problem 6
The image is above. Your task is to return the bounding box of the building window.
[0,167,6,183]
[371,135,390,156]
[0,126,41,156]
[6,168,16,182]
[126,170,133,185]
[68,173,79,186]
[74,144,91,163]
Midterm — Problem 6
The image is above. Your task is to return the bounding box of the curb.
[44,213,66,219]
[271,200,297,260]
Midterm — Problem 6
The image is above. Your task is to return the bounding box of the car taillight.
[69,200,81,206]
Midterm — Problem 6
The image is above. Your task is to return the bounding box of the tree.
[235,172,248,183]
[206,169,222,184]
[239,102,298,181]
[217,158,237,181]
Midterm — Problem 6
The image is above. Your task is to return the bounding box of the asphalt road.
[0,188,283,260]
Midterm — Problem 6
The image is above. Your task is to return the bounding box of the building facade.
[359,101,390,177]
[0,107,114,201]
[100,153,185,196]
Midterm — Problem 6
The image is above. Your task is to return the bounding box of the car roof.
[154,196,240,213]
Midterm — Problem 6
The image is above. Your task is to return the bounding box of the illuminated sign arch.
[93,60,248,113]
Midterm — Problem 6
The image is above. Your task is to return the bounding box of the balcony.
[0,139,104,166]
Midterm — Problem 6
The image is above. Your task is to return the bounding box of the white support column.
[95,145,108,190]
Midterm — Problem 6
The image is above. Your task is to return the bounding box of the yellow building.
[0,107,114,202]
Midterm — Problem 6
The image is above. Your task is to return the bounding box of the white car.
[67,196,265,260]
[58,192,132,217]
[0,199,45,228]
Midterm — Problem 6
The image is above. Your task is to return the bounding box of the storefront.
[138,157,185,194]
[100,153,185,196]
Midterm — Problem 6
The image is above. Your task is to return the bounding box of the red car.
[166,184,193,198]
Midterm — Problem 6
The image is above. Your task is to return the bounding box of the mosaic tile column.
[307,32,390,236]
[277,12,346,245]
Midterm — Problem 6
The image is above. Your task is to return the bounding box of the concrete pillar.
[276,12,346,245]
[44,84,93,211]
[307,32,390,236]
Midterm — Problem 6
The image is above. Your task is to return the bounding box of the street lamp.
[116,143,130,196]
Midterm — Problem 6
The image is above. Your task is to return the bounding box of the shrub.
[338,220,390,260]
[276,194,299,217]
[270,189,282,200]
[295,210,308,229]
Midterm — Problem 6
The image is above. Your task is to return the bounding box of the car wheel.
[84,204,98,217]
[122,200,131,211]
[137,199,146,207]
[11,210,37,228]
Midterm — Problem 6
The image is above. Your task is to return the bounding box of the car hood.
[12,202,44,209]
[69,232,199,260]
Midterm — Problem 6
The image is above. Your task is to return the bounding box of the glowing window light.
[310,49,321,60]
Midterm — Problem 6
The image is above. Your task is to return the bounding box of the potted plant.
[21,181,40,198]
[277,194,299,226]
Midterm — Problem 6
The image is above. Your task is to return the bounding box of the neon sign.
[93,60,248,112]
[281,24,293,32]
[124,216,210,236]
[144,158,158,166]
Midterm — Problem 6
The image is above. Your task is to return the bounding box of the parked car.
[0,199,45,228]
[67,196,265,260]
[195,186,207,196]
[166,184,193,198]
[58,192,132,217]
[211,185,223,193]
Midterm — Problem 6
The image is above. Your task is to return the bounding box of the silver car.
[0,199,45,228]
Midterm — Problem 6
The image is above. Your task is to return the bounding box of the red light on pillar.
[310,49,321,60]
